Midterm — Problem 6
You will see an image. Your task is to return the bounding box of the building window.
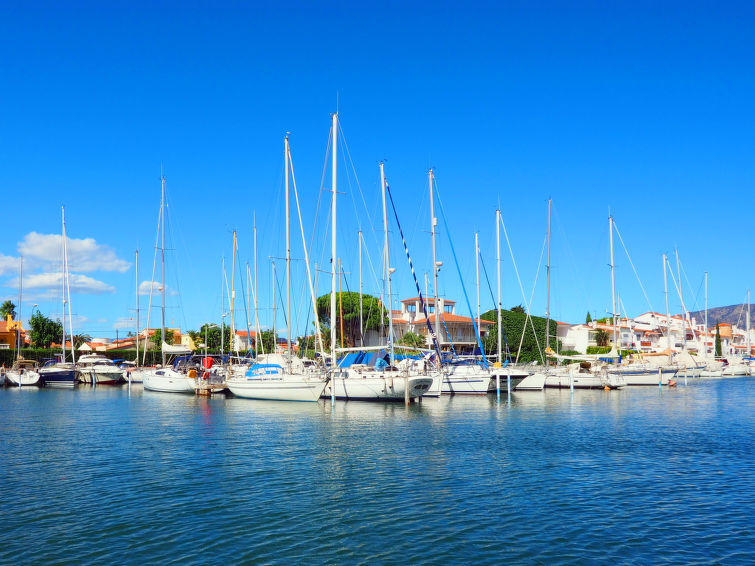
[445,305,453,314]
[428,306,435,313]
[407,304,416,313]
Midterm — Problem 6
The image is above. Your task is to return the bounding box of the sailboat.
[325,161,434,401]
[226,132,328,402]
[38,207,80,388]
[5,258,42,387]
[141,173,195,394]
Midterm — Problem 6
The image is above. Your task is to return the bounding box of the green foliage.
[195,324,232,352]
[594,329,610,347]
[29,310,63,348]
[398,331,425,349]
[480,308,559,364]
[715,323,722,357]
[586,346,612,355]
[72,334,92,349]
[585,312,592,323]
[0,300,16,320]
[256,330,277,354]
[150,328,175,349]
[316,292,387,348]
[510,305,525,314]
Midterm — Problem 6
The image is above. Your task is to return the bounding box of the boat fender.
[188,369,197,378]
[203,371,210,381]
[604,385,611,391]
[669,380,677,387]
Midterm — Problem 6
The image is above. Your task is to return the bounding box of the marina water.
[2,379,753,564]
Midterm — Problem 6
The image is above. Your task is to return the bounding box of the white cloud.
[18,232,130,273]
[138,280,176,296]
[0,254,21,277]
[113,317,136,330]
[24,272,115,294]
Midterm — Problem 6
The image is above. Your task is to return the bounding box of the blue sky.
[1,1,754,339]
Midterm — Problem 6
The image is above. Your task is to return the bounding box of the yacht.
[77,354,124,385]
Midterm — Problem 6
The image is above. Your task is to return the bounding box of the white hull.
[79,368,124,385]
[324,372,433,401]
[6,369,41,387]
[544,371,624,389]
[142,368,195,393]
[228,375,327,402]
[515,372,547,391]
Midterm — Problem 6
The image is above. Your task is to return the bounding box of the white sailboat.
[5,258,42,387]
[227,132,327,402]
[38,207,80,388]
[325,161,434,401]
[141,173,195,394]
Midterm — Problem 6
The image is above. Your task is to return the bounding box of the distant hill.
[688,304,752,327]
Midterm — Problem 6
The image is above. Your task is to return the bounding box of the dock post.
[684,367,688,387]
[506,370,510,402]
[658,367,662,390]
[496,372,500,403]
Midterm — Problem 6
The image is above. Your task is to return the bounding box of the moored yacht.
[5,358,42,387]
[77,354,123,385]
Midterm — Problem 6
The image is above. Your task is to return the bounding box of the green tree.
[29,310,63,348]
[316,292,387,348]
[257,329,277,354]
[0,300,16,320]
[398,331,426,349]
[194,324,232,352]
[585,312,592,323]
[73,334,92,349]
[715,323,722,357]
[150,328,175,349]
[595,329,610,347]
[510,305,525,314]
[481,308,560,364]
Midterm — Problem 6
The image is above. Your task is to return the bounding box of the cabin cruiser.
[77,354,124,385]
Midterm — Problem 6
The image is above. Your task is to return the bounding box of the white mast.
[285,135,292,363]
[160,175,166,367]
[330,112,338,383]
[475,232,480,341]
[545,198,551,355]
[62,206,75,363]
[16,257,23,354]
[359,230,363,347]
[230,230,237,362]
[747,289,751,358]
[676,249,686,351]
[380,162,394,365]
[609,213,617,353]
[429,169,441,350]
[254,217,260,355]
[272,260,276,352]
[704,271,708,360]
[663,253,671,363]
[496,209,502,363]
[221,257,225,357]
[135,249,139,364]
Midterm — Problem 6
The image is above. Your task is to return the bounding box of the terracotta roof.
[400,297,455,305]
[235,330,258,338]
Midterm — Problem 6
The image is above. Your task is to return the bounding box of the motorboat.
[77,354,124,385]
[39,359,79,388]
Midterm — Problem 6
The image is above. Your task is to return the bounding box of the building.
[0,315,27,349]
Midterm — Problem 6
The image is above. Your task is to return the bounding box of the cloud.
[113,317,136,330]
[0,254,21,277]
[138,280,177,296]
[18,232,130,273]
[24,272,115,294]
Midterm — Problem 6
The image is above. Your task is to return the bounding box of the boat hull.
[228,376,327,402]
[5,369,42,387]
[143,369,195,393]
[324,374,434,401]
[39,367,79,388]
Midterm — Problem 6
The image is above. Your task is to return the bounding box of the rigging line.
[433,180,488,368]
[613,220,654,313]
[234,236,253,354]
[273,266,288,327]
[499,212,544,364]
[678,258,701,313]
[479,251,512,361]
[385,181,442,358]
[516,233,547,364]
[143,192,161,365]
[307,125,333,277]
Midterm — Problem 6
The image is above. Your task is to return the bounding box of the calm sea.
[1,378,753,565]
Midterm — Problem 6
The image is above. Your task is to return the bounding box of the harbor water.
[1,378,753,564]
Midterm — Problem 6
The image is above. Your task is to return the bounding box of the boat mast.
[221,257,225,357]
[160,175,166,367]
[496,209,502,363]
[609,213,617,354]
[285,135,292,364]
[545,198,551,357]
[62,206,75,364]
[676,249,686,352]
[429,169,441,351]
[330,112,338,379]
[663,253,671,363]
[272,260,276,352]
[380,162,394,365]
[747,289,751,359]
[230,230,237,363]
[16,257,23,356]
[704,271,708,360]
[475,231,480,348]
[359,230,363,348]
[135,249,139,364]
[254,216,260,355]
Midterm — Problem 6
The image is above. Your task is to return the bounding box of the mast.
[545,198,551,356]
[16,257,23,355]
[230,230,237,362]
[704,272,708,360]
[663,253,671,363]
[429,169,441,350]
[475,232,480,346]
[676,249,686,351]
[272,260,276,352]
[160,175,166,367]
[330,112,338,374]
[609,213,617,353]
[747,289,751,358]
[359,230,363,347]
[496,209,502,363]
[380,162,394,365]
[135,249,139,364]
[254,215,259,355]
[62,206,75,363]
[285,135,292,362]
[221,257,225,357]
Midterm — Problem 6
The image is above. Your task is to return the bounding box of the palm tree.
[73,334,93,349]
[0,300,16,320]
